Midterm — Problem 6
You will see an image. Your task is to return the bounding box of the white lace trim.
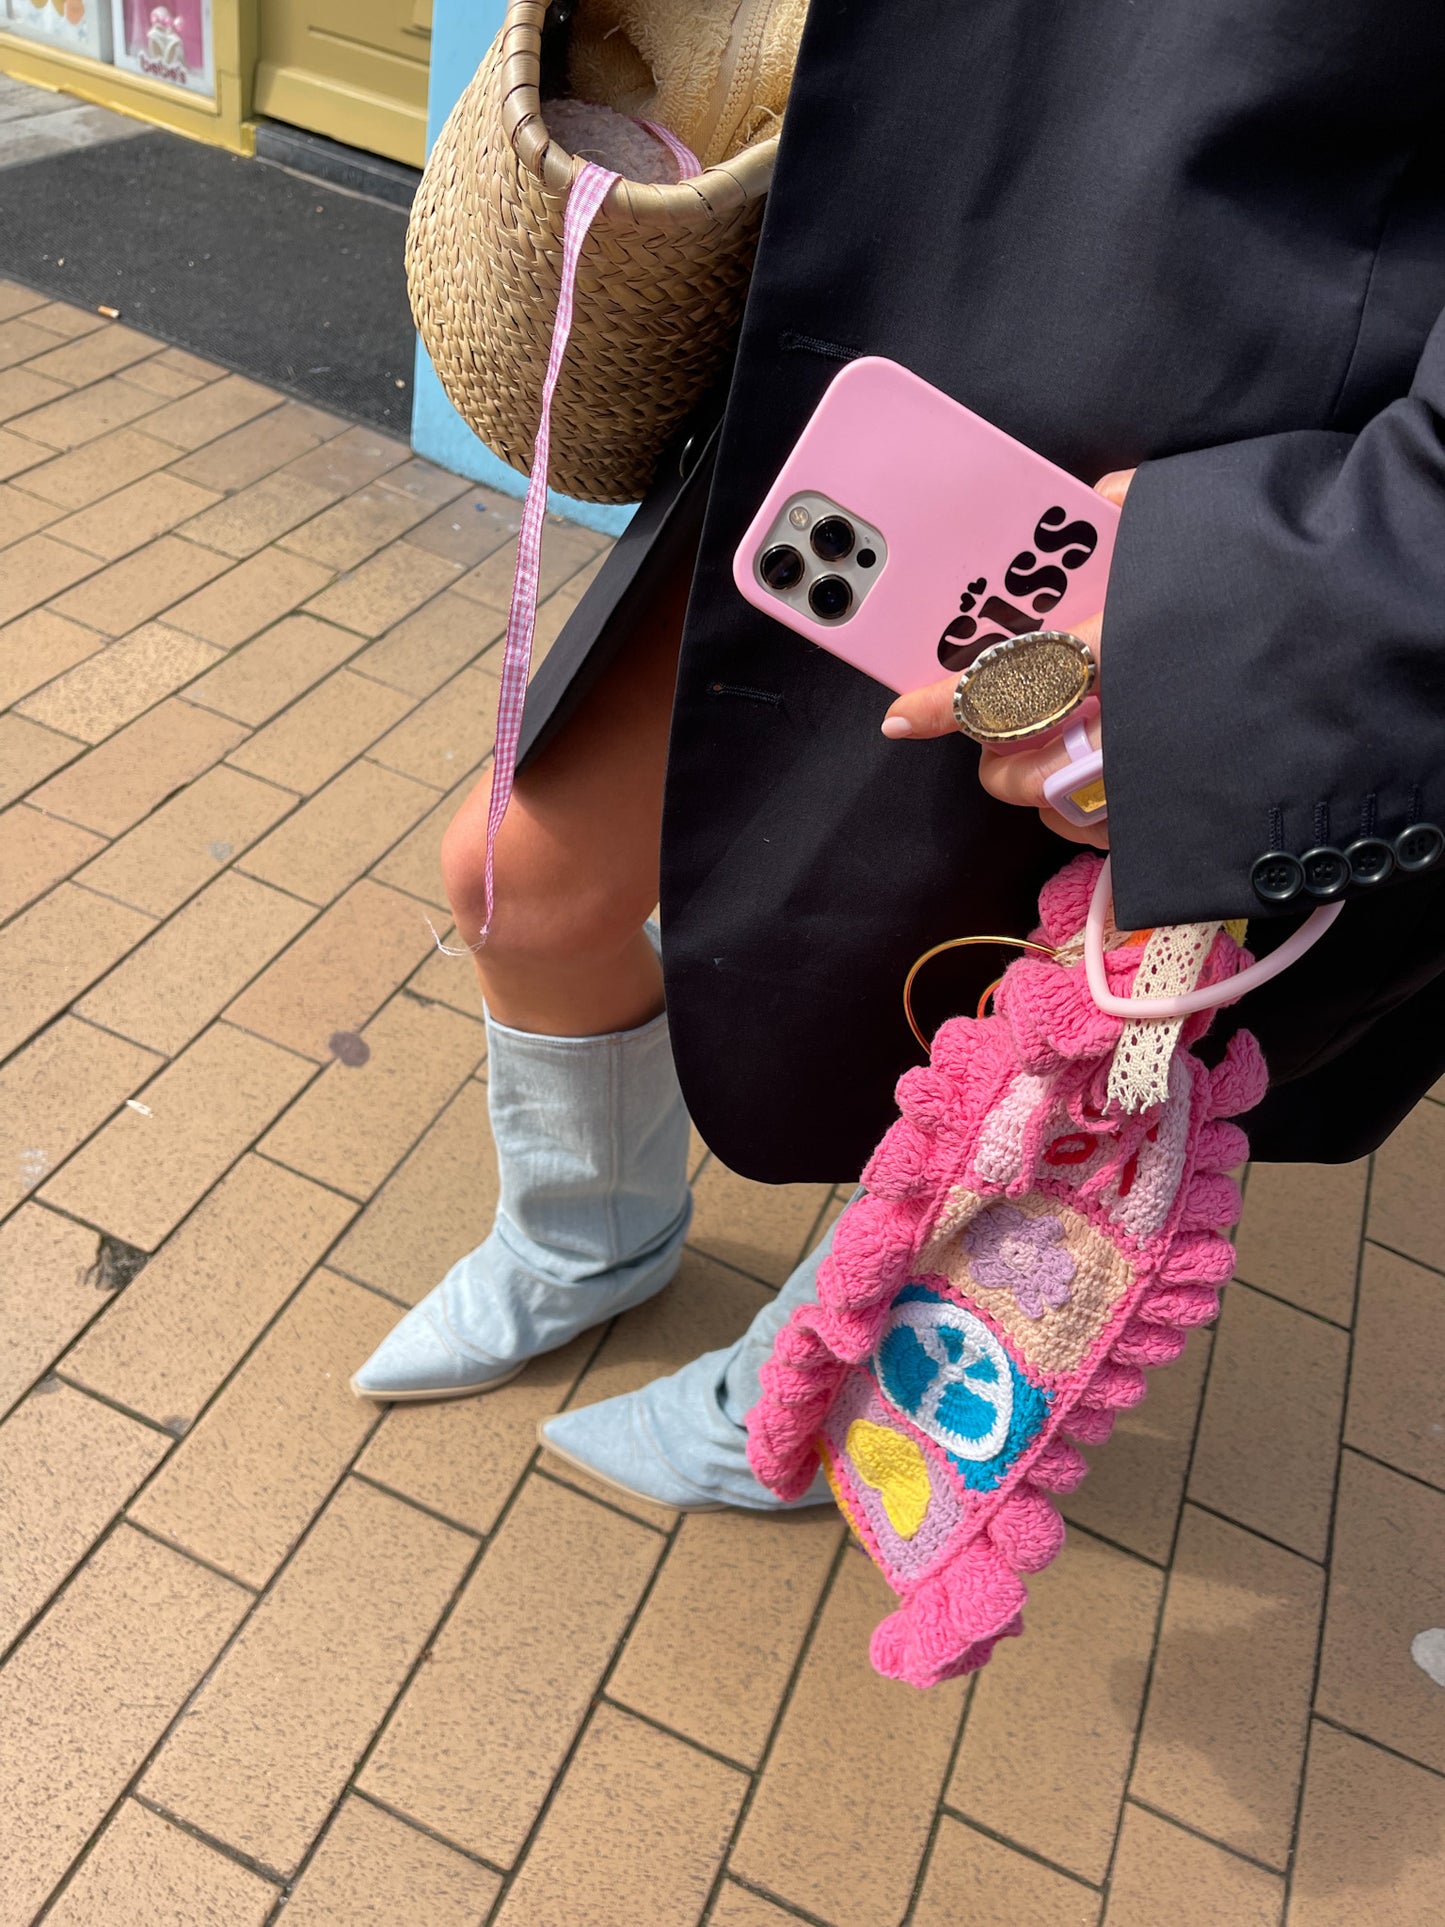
[1107,921,1221,1114]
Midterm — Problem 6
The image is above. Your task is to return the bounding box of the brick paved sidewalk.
[2,283,1443,1926]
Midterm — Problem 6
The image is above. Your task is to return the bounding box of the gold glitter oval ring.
[951,631,1096,744]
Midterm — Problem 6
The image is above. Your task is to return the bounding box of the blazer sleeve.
[1100,304,1445,931]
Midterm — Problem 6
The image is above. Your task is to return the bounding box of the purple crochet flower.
[963,1204,1077,1319]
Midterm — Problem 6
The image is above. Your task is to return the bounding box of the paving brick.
[0,478,60,545]
[121,354,218,398]
[24,321,161,387]
[283,1795,500,1927]
[360,1474,659,1866]
[226,878,435,1060]
[329,1077,493,1303]
[49,471,221,561]
[281,482,444,571]
[0,1381,168,1649]
[1132,1507,1322,1868]
[17,299,107,339]
[0,530,98,623]
[454,516,599,610]
[0,711,83,803]
[350,589,504,697]
[137,373,283,450]
[1346,1243,1445,1488]
[49,533,231,636]
[17,622,221,742]
[1289,1722,1445,1927]
[1188,1284,1348,1561]
[1234,1161,1368,1325]
[0,605,103,706]
[611,1506,843,1767]
[0,882,154,1061]
[130,1270,396,1585]
[7,425,177,510]
[184,610,363,725]
[65,1155,353,1427]
[914,1816,1101,1927]
[496,1702,746,1927]
[76,763,294,916]
[0,427,49,481]
[8,372,160,449]
[181,467,337,558]
[402,484,520,569]
[45,1799,278,1927]
[1062,1328,1210,1565]
[354,1331,591,1531]
[0,315,69,370]
[0,1016,161,1216]
[0,280,47,320]
[367,663,502,789]
[39,1022,314,1251]
[78,870,314,1056]
[709,1885,805,1927]
[374,456,473,514]
[225,666,413,794]
[261,991,485,1198]
[0,1207,106,1421]
[370,760,487,909]
[949,1530,1162,1884]
[142,1478,471,1877]
[0,1525,248,1927]
[164,544,334,648]
[1369,1099,1445,1270]
[277,423,410,498]
[688,1158,832,1286]
[237,757,438,904]
[0,804,104,922]
[1316,1449,1445,1774]
[304,543,464,639]
[169,398,348,492]
[28,696,247,836]
[407,937,486,1020]
[1104,1804,1282,1927]
[732,1551,966,1927]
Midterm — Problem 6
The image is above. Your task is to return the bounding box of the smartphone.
[732,356,1120,695]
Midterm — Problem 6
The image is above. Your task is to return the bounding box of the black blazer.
[532,0,1445,1181]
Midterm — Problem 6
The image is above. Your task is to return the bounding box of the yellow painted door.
[254,0,432,166]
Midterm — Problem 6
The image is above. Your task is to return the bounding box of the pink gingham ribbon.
[475,122,698,941]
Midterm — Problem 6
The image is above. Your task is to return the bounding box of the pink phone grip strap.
[474,123,698,942]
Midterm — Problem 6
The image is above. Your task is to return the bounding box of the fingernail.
[881,716,912,739]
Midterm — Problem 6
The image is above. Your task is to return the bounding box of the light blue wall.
[410,1,636,537]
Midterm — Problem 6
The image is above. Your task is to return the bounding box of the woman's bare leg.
[440,551,689,1035]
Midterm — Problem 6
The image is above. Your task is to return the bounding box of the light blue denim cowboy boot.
[539,1217,842,1509]
[351,1003,692,1402]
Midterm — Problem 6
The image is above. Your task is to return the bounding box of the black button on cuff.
[1300,845,1350,899]
[1395,822,1445,873]
[1251,851,1304,903]
[1344,836,1394,886]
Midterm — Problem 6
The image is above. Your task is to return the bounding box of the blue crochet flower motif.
[874,1284,1052,1493]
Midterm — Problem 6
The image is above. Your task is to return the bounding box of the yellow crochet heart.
[846,1419,931,1539]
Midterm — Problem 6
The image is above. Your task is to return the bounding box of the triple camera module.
[753,495,886,623]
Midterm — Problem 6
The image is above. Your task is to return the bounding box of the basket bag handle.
[478,125,699,942]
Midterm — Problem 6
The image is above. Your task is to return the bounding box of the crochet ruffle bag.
[746,853,1268,1689]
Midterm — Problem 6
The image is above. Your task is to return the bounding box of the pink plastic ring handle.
[1042,717,1106,827]
[1084,856,1343,1018]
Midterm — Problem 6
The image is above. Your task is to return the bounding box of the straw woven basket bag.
[406,0,805,504]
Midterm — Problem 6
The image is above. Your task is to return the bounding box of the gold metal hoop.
[903,934,1058,1053]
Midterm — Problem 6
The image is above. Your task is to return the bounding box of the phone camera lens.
[856,547,877,568]
[811,516,855,562]
[760,544,804,591]
[808,575,853,621]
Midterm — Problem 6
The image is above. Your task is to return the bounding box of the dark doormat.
[0,127,415,432]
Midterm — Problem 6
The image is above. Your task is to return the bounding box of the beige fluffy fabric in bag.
[564,0,807,169]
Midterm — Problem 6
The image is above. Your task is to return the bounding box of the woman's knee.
[439,785,647,970]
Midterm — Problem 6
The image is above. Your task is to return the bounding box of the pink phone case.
[732,357,1120,695]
